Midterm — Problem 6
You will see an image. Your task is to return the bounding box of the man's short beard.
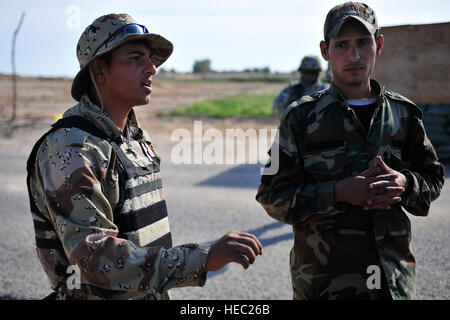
[332,69,371,87]
[330,62,375,87]
[343,78,367,86]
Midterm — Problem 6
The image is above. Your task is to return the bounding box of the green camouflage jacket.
[257,79,445,300]
[27,95,210,299]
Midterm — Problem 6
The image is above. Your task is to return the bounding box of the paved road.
[0,125,448,300]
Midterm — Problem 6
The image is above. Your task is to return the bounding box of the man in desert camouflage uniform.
[26,13,262,300]
[272,56,328,117]
[257,2,444,300]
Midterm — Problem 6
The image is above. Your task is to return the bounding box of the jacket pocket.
[388,152,411,172]
[303,149,350,181]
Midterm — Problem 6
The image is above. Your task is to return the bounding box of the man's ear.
[320,41,330,61]
[375,34,384,58]
[89,59,106,84]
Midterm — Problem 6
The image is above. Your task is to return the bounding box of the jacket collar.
[64,94,144,142]
[328,78,385,103]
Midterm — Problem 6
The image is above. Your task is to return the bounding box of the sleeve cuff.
[319,180,346,215]
[400,169,417,206]
[181,243,211,287]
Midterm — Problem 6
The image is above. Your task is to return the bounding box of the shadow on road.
[197,164,292,278]
[0,295,25,300]
[198,164,450,185]
[245,221,293,247]
[196,164,263,189]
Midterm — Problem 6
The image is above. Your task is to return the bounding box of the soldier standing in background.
[257,2,444,299]
[272,55,328,117]
[26,13,262,300]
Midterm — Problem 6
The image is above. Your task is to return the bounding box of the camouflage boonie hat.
[298,55,322,71]
[324,2,379,41]
[71,13,173,101]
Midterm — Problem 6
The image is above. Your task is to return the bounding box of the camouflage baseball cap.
[324,2,379,41]
[298,55,322,71]
[71,13,173,101]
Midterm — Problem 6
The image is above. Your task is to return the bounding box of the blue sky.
[1,0,449,77]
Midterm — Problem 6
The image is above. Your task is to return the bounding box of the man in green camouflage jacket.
[256,2,444,300]
[272,56,329,117]
[27,13,262,300]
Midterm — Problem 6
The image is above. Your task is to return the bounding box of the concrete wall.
[373,22,450,105]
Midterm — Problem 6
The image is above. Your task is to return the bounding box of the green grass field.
[169,92,277,118]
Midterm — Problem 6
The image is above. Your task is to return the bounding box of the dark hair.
[98,50,114,66]
[77,52,111,103]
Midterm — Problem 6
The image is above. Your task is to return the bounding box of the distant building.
[373,22,450,162]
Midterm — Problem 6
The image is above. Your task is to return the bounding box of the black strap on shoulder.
[26,115,119,174]
[26,115,120,230]
[52,115,111,140]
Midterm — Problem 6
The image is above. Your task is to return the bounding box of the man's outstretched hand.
[206,231,263,272]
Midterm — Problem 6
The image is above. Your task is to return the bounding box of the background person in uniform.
[26,13,262,300]
[257,2,444,300]
[272,55,328,117]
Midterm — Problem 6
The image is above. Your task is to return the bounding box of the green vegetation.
[170,92,277,118]
[216,77,288,83]
[193,59,212,73]
[161,76,291,83]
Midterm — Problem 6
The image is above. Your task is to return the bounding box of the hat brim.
[71,32,173,101]
[327,15,377,40]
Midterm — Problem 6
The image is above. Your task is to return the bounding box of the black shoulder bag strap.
[26,115,115,174]
[26,115,118,246]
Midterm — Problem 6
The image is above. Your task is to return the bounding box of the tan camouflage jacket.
[28,95,210,299]
[257,79,445,300]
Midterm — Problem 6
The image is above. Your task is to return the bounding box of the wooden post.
[11,12,26,123]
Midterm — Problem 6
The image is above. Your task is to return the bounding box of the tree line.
[158,59,272,74]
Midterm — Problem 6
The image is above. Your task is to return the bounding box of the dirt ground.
[0,74,284,139]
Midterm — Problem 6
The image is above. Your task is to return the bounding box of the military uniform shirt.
[28,95,211,299]
[257,79,445,300]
